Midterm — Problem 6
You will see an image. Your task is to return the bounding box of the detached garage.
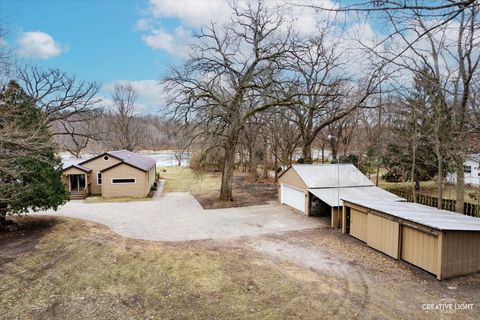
[342,199,480,280]
[277,164,403,224]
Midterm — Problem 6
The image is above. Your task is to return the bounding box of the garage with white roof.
[277,164,404,228]
[342,199,480,280]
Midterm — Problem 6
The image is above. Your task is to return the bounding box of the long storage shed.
[341,199,480,280]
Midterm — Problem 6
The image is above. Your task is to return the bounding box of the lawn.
[157,166,221,194]
[2,216,480,319]
[157,166,277,208]
[0,216,351,319]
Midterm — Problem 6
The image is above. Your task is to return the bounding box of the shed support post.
[341,205,347,234]
[436,232,444,280]
[305,192,310,216]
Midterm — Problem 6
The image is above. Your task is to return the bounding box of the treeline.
[160,0,480,210]
[2,0,480,214]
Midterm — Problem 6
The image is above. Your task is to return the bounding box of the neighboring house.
[447,154,480,186]
[62,150,157,199]
[277,164,404,228]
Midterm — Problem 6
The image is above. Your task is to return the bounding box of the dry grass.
[0,216,353,320]
[157,166,221,194]
[157,166,277,208]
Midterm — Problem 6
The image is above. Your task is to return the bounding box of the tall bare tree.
[164,1,294,201]
[16,65,103,154]
[108,83,145,151]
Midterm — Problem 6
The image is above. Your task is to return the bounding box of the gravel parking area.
[37,192,321,241]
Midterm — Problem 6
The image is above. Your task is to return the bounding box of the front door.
[69,174,85,192]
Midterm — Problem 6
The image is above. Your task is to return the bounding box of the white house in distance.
[447,154,480,186]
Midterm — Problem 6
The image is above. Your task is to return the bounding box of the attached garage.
[277,164,403,220]
[342,199,480,280]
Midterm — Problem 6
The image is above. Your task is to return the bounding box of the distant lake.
[146,152,190,167]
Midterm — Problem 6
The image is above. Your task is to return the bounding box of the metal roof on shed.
[309,186,404,207]
[290,164,374,189]
[343,199,480,231]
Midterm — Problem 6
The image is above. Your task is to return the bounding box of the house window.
[464,165,472,173]
[97,173,102,185]
[111,178,136,184]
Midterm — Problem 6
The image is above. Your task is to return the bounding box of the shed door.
[281,184,305,213]
[401,226,438,275]
[350,208,368,242]
[367,214,400,259]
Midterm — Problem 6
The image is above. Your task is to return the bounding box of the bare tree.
[108,83,145,151]
[0,24,13,87]
[264,109,301,171]
[164,1,294,201]
[54,115,103,157]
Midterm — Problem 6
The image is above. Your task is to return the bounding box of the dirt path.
[239,221,480,319]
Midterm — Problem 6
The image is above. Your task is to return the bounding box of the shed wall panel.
[441,231,480,279]
[367,214,400,259]
[350,208,368,242]
[401,226,438,275]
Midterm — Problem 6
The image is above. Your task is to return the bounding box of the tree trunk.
[302,142,313,164]
[455,160,465,213]
[220,145,236,201]
[274,154,278,182]
[411,141,417,203]
[436,148,443,210]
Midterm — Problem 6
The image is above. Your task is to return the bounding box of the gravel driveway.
[37,192,321,241]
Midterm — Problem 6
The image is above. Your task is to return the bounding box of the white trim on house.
[111,178,136,184]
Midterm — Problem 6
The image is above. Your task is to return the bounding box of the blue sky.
[1,0,375,111]
[1,0,177,81]
[0,0,191,111]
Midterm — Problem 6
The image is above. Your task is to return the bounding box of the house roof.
[62,158,92,173]
[108,150,156,171]
[283,164,374,189]
[309,186,404,207]
[63,150,156,173]
[467,153,480,162]
[63,164,92,173]
[100,160,149,173]
[343,198,480,231]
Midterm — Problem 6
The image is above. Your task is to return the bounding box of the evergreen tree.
[0,81,67,221]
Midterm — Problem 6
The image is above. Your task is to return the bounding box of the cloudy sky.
[1,0,374,111]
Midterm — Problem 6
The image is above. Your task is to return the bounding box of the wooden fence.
[386,189,480,218]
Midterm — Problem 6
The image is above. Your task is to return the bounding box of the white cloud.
[135,18,152,31]
[103,80,166,112]
[138,0,344,57]
[141,26,192,57]
[16,31,66,59]
[147,0,231,26]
